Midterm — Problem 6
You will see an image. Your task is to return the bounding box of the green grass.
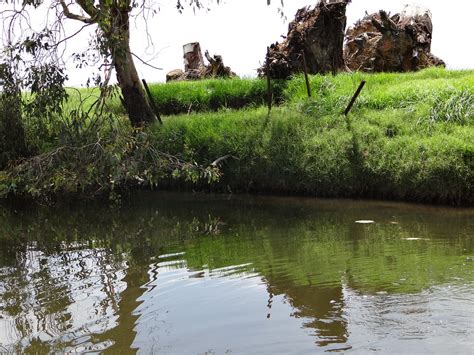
[61,67,474,118]
[286,67,474,114]
[149,68,474,205]
[62,87,124,115]
[61,78,286,116]
[147,77,286,115]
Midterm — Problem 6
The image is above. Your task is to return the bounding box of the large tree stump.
[344,5,445,72]
[259,0,351,79]
[166,42,236,82]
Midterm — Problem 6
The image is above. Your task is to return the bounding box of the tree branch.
[59,0,96,23]
[131,52,163,70]
[75,0,99,19]
[52,22,94,48]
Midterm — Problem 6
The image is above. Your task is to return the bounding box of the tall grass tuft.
[428,89,473,125]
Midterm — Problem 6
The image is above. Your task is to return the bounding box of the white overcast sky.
[4,0,472,85]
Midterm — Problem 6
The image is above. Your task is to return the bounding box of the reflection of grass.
[1,194,472,296]
[182,223,472,295]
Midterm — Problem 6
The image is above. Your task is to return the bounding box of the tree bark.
[110,9,157,127]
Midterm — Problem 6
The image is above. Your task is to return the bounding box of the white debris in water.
[402,238,430,241]
[158,251,186,259]
[355,220,375,224]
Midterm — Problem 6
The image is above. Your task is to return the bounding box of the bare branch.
[131,52,162,70]
[52,22,94,49]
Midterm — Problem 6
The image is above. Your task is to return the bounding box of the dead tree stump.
[183,42,205,72]
[259,0,351,79]
[166,42,236,82]
[344,5,445,72]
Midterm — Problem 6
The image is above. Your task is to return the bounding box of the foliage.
[1,124,219,201]
[0,84,220,201]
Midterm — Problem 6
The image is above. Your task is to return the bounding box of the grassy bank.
[1,68,473,205]
[151,68,474,205]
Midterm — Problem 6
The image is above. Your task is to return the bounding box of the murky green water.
[0,193,473,353]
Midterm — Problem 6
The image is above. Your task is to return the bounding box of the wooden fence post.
[266,46,273,114]
[142,79,163,125]
[344,80,366,116]
[301,50,311,98]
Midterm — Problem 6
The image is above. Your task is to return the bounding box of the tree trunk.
[110,10,157,127]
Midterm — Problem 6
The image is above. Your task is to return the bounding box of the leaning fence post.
[344,80,366,116]
[266,46,273,114]
[301,50,311,98]
[142,79,163,125]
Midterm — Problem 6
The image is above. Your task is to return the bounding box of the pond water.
[0,193,473,353]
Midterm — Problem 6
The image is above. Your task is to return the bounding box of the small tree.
[1,0,213,127]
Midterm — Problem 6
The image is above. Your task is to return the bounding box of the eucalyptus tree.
[4,1,215,126]
[1,0,280,127]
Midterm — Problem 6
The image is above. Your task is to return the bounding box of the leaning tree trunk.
[110,11,157,127]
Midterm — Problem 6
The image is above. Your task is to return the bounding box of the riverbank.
[1,68,473,205]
